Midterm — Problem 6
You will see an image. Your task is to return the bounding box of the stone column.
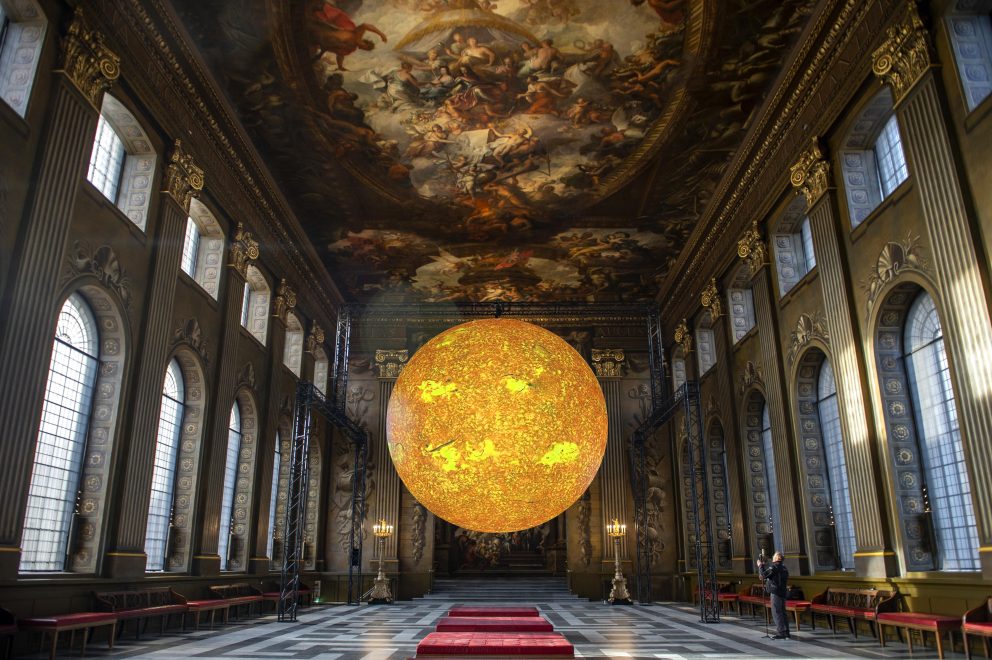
[104,141,204,578]
[790,139,896,577]
[701,281,747,574]
[873,3,992,578]
[592,349,631,568]
[371,350,408,567]
[0,9,119,576]
[737,224,807,574]
[248,279,294,575]
[191,224,259,576]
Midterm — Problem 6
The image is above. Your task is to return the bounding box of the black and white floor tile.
[14,600,964,659]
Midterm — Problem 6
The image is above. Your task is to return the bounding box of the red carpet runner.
[414,606,574,658]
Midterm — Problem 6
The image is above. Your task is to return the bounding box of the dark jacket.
[759,559,789,597]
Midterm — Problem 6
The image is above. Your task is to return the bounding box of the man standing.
[758,551,790,639]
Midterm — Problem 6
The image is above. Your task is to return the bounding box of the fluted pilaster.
[105,142,204,576]
[594,350,629,561]
[0,14,117,574]
[373,349,407,561]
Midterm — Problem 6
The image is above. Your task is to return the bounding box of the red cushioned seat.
[717,594,738,601]
[417,632,573,656]
[112,604,188,620]
[878,612,960,629]
[20,612,118,628]
[186,599,229,609]
[964,622,992,633]
[448,607,540,618]
[436,616,553,632]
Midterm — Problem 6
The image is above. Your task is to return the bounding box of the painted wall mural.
[173,0,817,302]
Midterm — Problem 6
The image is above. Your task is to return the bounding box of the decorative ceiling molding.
[872,0,935,105]
[660,0,894,318]
[57,7,120,110]
[591,349,626,379]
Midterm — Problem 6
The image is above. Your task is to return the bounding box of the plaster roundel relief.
[275,0,696,214]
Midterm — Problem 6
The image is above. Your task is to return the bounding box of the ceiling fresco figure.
[172,0,819,303]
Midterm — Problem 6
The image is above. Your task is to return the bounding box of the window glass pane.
[267,434,281,561]
[86,114,125,203]
[240,282,251,328]
[761,404,783,551]
[144,360,185,571]
[218,404,242,570]
[817,360,856,570]
[801,217,816,272]
[180,217,200,278]
[672,357,686,393]
[20,294,99,572]
[905,293,980,571]
[875,116,909,197]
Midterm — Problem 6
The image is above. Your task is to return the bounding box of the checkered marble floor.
[15,600,964,659]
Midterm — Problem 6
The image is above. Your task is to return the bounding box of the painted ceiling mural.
[172,0,817,302]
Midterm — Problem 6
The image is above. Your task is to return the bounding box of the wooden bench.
[877,603,961,660]
[0,607,16,659]
[738,583,767,617]
[173,592,230,631]
[694,581,740,614]
[94,587,188,638]
[18,612,118,660]
[963,596,992,659]
[210,583,263,620]
[261,581,313,613]
[736,583,812,630]
[810,587,898,638]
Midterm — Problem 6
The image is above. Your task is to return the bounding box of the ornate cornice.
[700,278,722,321]
[591,349,626,379]
[673,319,692,355]
[273,278,298,324]
[787,311,830,364]
[228,223,259,278]
[872,1,935,105]
[56,8,120,109]
[305,322,326,355]
[161,139,205,211]
[736,220,768,278]
[790,138,832,209]
[375,349,409,379]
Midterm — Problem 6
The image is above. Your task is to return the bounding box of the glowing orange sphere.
[386,319,608,532]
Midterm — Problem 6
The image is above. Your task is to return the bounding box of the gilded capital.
[228,223,259,277]
[162,139,205,211]
[273,278,298,324]
[57,8,120,109]
[305,322,326,355]
[700,278,722,321]
[736,220,768,277]
[591,349,625,378]
[790,138,831,208]
[674,319,692,354]
[375,349,409,379]
[872,1,935,105]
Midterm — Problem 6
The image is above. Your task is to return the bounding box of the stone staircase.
[417,576,582,602]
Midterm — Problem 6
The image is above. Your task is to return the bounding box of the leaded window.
[218,404,242,571]
[144,359,185,571]
[817,360,856,570]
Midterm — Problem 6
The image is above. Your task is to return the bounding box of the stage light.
[386,318,607,532]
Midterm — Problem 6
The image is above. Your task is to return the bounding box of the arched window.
[85,95,156,230]
[20,294,99,572]
[816,360,856,570]
[773,196,816,296]
[266,432,281,562]
[695,326,716,376]
[240,265,271,344]
[284,312,304,377]
[0,0,46,117]
[672,349,687,393]
[727,265,756,343]
[708,421,733,569]
[904,292,979,571]
[180,199,225,299]
[760,404,783,553]
[840,90,909,228]
[313,346,329,395]
[944,7,992,112]
[144,359,184,572]
[218,403,242,571]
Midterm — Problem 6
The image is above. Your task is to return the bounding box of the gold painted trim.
[0,546,20,553]
[978,546,992,553]
[106,551,146,557]
[193,554,221,559]
[853,551,896,557]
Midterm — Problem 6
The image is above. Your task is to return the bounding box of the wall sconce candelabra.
[606,519,631,605]
[369,519,394,604]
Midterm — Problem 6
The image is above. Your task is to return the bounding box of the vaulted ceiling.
[171,0,818,303]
